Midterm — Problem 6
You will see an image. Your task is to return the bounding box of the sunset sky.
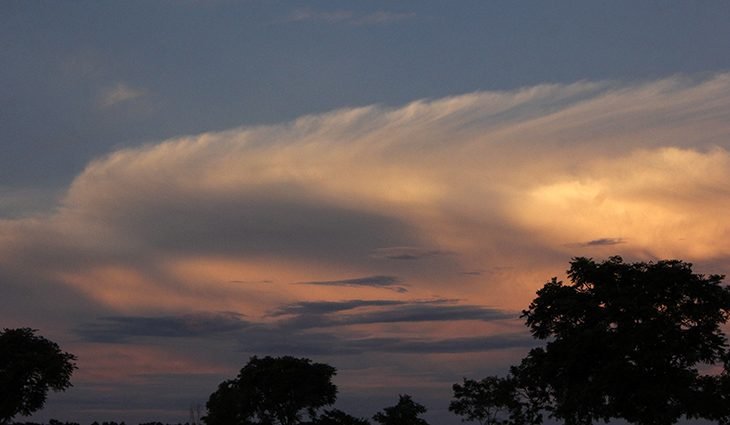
[2,2,730,424]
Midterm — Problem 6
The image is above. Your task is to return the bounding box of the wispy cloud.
[236,330,535,356]
[580,238,626,247]
[370,246,452,261]
[77,312,248,342]
[283,8,416,26]
[98,82,146,108]
[295,275,408,293]
[270,298,514,329]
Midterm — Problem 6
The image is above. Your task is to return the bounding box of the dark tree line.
[203,355,430,425]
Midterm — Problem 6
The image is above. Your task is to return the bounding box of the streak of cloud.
[295,275,408,293]
[98,82,146,108]
[76,312,249,342]
[581,238,626,247]
[270,298,514,330]
[370,246,452,261]
[283,8,415,26]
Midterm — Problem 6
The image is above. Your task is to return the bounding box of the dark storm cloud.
[76,312,249,342]
[295,275,408,292]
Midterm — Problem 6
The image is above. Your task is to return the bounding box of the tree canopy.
[312,409,371,425]
[204,356,338,425]
[372,395,429,425]
[0,328,77,424]
[452,257,730,425]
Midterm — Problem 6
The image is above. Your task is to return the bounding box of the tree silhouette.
[372,395,429,425]
[204,356,337,425]
[0,328,77,424]
[450,376,543,425]
[312,409,371,425]
[452,257,730,425]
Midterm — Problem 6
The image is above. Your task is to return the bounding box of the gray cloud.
[271,299,408,317]
[237,328,533,356]
[271,298,515,330]
[583,238,626,246]
[229,280,274,284]
[74,300,520,357]
[53,189,422,267]
[295,275,408,293]
[382,333,536,354]
[567,238,627,248]
[370,246,452,261]
[77,312,249,342]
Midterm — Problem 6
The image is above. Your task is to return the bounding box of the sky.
[2,1,730,424]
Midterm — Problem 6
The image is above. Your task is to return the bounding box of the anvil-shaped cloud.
[2,74,730,422]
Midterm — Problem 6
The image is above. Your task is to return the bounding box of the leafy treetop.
[0,328,77,425]
[451,257,730,425]
[204,356,337,425]
[372,395,429,425]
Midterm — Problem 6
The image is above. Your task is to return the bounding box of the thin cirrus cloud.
[98,82,146,108]
[283,8,416,25]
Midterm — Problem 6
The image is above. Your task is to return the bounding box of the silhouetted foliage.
[0,328,77,424]
[204,356,337,425]
[372,395,429,425]
[452,257,730,425]
[310,409,370,425]
[450,376,542,425]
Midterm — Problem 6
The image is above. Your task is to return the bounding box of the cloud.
[283,8,415,26]
[271,299,407,317]
[4,73,730,424]
[76,312,249,342]
[3,73,730,318]
[237,331,535,356]
[295,275,407,293]
[579,238,626,247]
[270,298,514,330]
[370,246,452,261]
[98,82,146,108]
[284,8,354,24]
[352,11,417,26]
